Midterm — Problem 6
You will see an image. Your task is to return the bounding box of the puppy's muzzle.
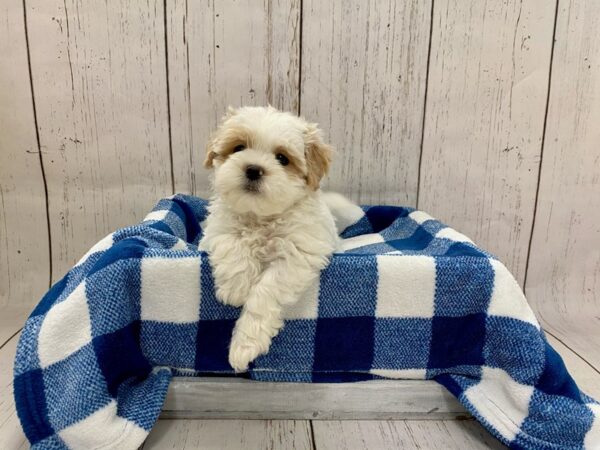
[245,165,264,181]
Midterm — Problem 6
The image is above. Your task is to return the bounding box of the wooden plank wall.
[167,0,301,197]
[525,0,600,367]
[25,0,173,281]
[0,0,50,309]
[1,0,598,367]
[301,0,432,206]
[419,0,555,284]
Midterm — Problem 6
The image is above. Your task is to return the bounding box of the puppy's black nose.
[245,165,264,181]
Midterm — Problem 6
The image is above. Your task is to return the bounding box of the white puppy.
[200,106,350,372]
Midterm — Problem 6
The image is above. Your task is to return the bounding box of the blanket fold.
[14,194,599,449]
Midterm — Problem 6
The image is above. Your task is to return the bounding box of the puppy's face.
[204,106,333,216]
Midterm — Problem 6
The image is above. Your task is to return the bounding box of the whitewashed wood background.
[1,0,598,366]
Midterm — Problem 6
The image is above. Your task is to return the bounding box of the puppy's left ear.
[304,123,333,190]
[203,139,217,169]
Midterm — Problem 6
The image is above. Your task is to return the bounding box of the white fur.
[200,106,346,372]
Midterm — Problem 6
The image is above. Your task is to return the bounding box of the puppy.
[200,106,349,372]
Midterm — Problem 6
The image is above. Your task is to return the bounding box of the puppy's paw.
[228,334,264,372]
[215,284,247,307]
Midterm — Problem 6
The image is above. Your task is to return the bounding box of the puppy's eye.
[275,153,289,166]
[232,145,246,153]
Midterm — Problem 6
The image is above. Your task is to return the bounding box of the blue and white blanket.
[14,194,600,449]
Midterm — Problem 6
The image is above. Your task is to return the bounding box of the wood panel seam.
[163,0,176,195]
[522,0,560,291]
[415,0,435,210]
[309,420,317,450]
[298,0,304,116]
[543,328,600,376]
[0,327,22,351]
[21,0,53,289]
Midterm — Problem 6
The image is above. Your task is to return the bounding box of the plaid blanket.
[14,194,599,449]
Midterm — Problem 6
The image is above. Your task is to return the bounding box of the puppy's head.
[204,106,333,216]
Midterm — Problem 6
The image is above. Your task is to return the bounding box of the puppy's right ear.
[204,107,238,169]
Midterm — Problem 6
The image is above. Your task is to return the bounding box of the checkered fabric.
[14,194,600,449]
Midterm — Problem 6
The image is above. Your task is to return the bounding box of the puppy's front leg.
[204,235,262,307]
[228,255,322,372]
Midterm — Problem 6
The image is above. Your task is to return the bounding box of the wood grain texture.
[311,419,507,450]
[0,308,30,347]
[161,377,466,420]
[0,333,29,450]
[0,0,50,307]
[143,419,313,450]
[167,0,301,196]
[546,334,600,399]
[300,0,432,205]
[526,0,600,369]
[25,0,173,281]
[419,0,556,284]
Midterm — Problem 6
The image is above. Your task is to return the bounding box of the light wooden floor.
[1,307,599,450]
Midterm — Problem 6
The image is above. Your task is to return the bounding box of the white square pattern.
[435,227,473,243]
[59,400,146,449]
[488,260,539,328]
[38,282,93,368]
[141,256,201,323]
[143,209,169,222]
[465,367,534,442]
[341,233,385,252]
[409,210,434,225]
[376,255,436,318]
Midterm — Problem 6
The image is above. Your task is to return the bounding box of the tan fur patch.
[204,123,252,168]
[304,125,333,190]
[274,146,305,180]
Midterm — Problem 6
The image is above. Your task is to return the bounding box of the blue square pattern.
[92,321,152,398]
[317,255,378,317]
[483,316,545,385]
[43,344,112,432]
[116,367,172,430]
[387,226,434,252]
[86,257,143,338]
[141,225,182,249]
[434,256,494,316]
[13,367,54,445]
[195,319,237,372]
[515,389,595,449]
[13,315,44,377]
[427,314,486,375]
[366,205,410,233]
[199,261,242,320]
[373,318,432,370]
[31,435,70,449]
[171,197,203,243]
[161,209,187,240]
[340,210,370,239]
[30,274,70,318]
[141,322,198,369]
[536,341,583,402]
[254,320,317,372]
[312,316,375,372]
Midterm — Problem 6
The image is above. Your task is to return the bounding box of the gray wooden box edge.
[160,377,468,420]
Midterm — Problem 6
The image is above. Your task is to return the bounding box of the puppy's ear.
[304,123,333,190]
[204,107,239,169]
[203,140,217,169]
